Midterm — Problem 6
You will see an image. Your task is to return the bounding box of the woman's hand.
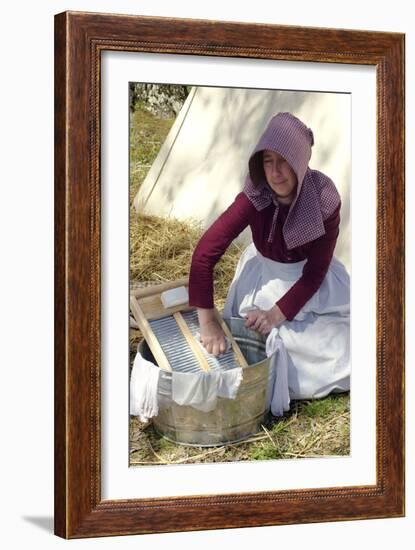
[197,308,227,357]
[244,305,286,336]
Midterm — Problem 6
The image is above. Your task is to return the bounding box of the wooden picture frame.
[54,11,405,538]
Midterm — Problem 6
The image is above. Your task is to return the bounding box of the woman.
[188,112,350,401]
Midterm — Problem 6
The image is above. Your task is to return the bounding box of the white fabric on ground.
[223,242,350,401]
[129,352,160,422]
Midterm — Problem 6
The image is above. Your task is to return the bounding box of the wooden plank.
[173,312,210,372]
[146,306,195,322]
[130,296,172,372]
[132,277,188,299]
[213,310,249,369]
[138,292,192,321]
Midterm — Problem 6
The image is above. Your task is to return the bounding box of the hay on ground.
[130,213,244,311]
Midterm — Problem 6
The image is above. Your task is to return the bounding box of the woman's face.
[262,149,298,204]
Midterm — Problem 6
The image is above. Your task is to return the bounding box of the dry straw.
[130,213,244,311]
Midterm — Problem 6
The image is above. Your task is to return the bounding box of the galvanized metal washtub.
[138,317,275,447]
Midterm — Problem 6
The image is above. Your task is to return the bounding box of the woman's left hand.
[244,305,287,335]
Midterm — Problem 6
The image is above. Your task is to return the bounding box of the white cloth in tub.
[130,351,244,419]
[171,368,243,413]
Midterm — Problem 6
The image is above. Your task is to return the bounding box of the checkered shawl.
[243,112,341,249]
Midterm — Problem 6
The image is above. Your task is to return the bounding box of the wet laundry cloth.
[195,331,232,355]
[171,368,243,412]
[130,350,244,418]
[129,352,160,422]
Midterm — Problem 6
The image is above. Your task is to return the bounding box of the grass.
[129,105,176,206]
[129,103,350,466]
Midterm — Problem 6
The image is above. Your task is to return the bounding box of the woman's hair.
[250,150,267,187]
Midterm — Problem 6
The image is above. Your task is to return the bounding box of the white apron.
[223,243,350,400]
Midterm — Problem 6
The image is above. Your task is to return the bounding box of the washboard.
[130,278,248,373]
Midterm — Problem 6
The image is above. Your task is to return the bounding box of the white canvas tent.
[134,86,351,271]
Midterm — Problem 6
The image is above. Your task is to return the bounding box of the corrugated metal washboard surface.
[148,310,240,373]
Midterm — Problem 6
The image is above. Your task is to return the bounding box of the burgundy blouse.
[188,192,340,321]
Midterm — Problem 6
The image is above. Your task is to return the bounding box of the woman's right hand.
[197,309,227,357]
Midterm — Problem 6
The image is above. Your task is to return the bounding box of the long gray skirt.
[222,243,350,400]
